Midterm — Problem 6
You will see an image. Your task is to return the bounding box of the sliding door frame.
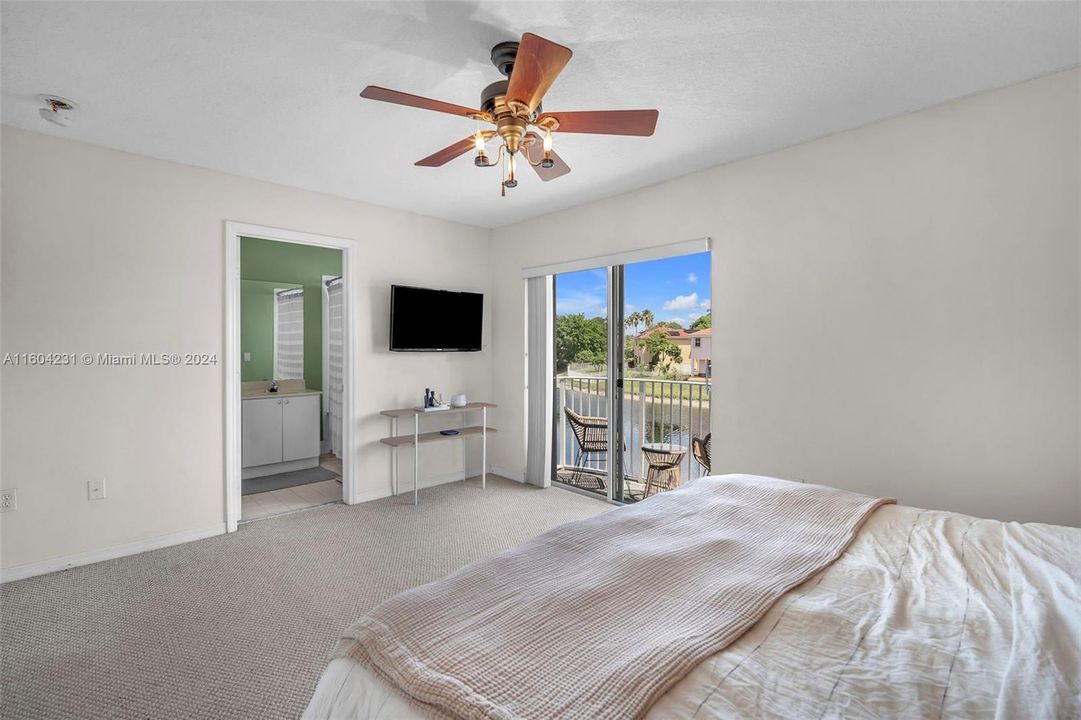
[606,266,625,503]
[535,237,712,504]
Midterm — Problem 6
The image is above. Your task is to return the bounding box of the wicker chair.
[691,433,711,474]
[563,407,609,490]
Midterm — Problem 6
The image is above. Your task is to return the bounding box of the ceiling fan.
[359,32,659,196]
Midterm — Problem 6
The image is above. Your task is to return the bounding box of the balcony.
[555,376,710,501]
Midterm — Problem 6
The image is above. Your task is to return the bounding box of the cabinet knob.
[277,399,282,404]
[285,399,290,404]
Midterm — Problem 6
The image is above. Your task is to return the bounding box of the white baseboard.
[491,466,526,483]
[0,523,227,583]
[351,466,524,505]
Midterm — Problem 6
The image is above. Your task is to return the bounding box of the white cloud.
[663,292,702,312]
[687,272,697,284]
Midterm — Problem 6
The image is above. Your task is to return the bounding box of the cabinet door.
[282,395,321,462]
[242,398,284,467]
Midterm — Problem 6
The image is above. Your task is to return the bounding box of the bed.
[303,476,1080,719]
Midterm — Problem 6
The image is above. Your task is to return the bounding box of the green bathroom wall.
[239,237,343,391]
[240,280,301,382]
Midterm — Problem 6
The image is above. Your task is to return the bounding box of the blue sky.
[554,251,711,328]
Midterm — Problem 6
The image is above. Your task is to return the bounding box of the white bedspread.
[303,503,1081,719]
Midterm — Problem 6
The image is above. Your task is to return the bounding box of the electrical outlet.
[0,489,16,512]
[87,479,106,501]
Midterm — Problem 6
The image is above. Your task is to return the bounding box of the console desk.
[379,402,496,505]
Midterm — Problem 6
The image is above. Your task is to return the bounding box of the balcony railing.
[555,375,711,500]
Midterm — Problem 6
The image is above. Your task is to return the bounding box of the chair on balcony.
[562,407,609,490]
[691,433,711,474]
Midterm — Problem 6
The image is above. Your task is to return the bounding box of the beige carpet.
[0,477,610,720]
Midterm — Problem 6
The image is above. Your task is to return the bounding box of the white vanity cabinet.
[242,393,321,471]
[282,395,320,462]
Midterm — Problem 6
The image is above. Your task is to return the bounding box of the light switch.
[88,479,106,501]
[243,352,251,362]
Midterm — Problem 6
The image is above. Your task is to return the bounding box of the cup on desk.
[451,394,467,408]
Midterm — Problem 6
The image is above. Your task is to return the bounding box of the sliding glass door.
[619,253,712,501]
[551,250,711,503]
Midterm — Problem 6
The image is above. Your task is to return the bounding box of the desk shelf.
[380,426,497,447]
[381,402,497,505]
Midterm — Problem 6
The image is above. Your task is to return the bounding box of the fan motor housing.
[484,42,542,120]
[480,80,509,115]
[480,80,541,119]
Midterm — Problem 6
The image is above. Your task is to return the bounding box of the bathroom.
[239,236,344,520]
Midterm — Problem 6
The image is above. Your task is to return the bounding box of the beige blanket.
[334,475,894,720]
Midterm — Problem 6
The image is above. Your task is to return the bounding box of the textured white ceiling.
[2,1,1078,228]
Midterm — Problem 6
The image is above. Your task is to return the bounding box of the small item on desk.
[451,393,467,408]
[439,429,460,436]
[417,388,449,412]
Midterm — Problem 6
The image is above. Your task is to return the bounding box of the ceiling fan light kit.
[359,32,659,197]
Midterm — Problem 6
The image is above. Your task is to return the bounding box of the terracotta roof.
[637,326,692,340]
[689,328,712,337]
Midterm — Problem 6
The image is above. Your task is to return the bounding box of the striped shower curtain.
[326,278,344,458]
[274,288,305,380]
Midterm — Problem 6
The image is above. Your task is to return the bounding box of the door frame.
[223,221,357,532]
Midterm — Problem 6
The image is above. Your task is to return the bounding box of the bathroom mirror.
[240,280,305,381]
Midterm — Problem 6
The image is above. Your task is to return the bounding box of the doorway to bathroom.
[224,222,356,531]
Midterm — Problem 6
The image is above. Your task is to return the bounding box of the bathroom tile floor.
[241,478,341,521]
[319,453,343,475]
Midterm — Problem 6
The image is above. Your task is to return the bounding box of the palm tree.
[624,311,642,366]
[627,309,655,368]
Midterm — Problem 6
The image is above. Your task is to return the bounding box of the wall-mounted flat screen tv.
[390,285,483,352]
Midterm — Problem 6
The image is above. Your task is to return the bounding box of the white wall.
[490,69,1080,526]
[0,128,493,573]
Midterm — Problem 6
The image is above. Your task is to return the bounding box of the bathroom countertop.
[241,379,322,399]
[241,388,322,399]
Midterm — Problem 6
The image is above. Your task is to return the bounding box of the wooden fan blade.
[360,86,493,122]
[505,33,572,114]
[536,109,659,136]
[415,131,495,167]
[523,132,570,181]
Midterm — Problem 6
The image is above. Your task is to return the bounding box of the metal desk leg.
[391,417,398,496]
[482,407,487,489]
[413,415,419,506]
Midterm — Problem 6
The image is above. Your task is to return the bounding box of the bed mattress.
[302,502,1080,719]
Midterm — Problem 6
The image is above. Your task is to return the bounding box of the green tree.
[660,321,683,329]
[643,330,682,370]
[690,312,711,330]
[555,313,607,372]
